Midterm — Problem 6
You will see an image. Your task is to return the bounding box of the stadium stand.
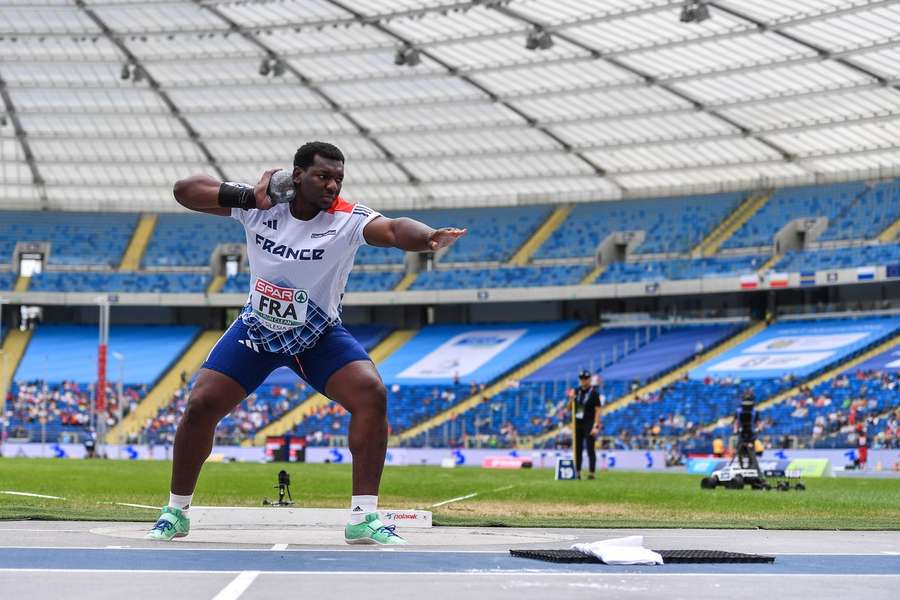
[405,206,552,263]
[817,179,900,242]
[142,213,245,267]
[378,322,581,386]
[706,342,900,448]
[6,379,148,444]
[596,256,765,283]
[606,316,900,450]
[0,211,138,266]
[346,270,405,293]
[356,244,406,266]
[774,243,900,273]
[400,324,741,448]
[0,271,15,291]
[410,265,590,290]
[722,182,865,249]
[9,324,199,442]
[533,193,744,259]
[15,324,200,384]
[221,270,403,294]
[29,271,209,293]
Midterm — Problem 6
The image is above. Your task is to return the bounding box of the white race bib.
[250,277,309,332]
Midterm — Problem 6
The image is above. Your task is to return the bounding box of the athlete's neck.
[289,199,323,221]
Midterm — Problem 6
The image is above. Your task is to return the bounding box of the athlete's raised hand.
[254,168,281,210]
[428,227,467,251]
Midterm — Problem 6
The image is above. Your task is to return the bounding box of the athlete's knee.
[184,380,234,423]
[351,376,387,417]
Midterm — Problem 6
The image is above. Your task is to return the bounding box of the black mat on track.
[510,549,775,564]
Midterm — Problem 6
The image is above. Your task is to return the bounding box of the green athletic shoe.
[344,512,408,545]
[146,506,190,541]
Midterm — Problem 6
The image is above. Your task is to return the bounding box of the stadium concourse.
[3,0,900,598]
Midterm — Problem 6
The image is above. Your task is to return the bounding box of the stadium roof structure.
[1,0,900,211]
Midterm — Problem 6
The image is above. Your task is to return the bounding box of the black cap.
[578,370,591,379]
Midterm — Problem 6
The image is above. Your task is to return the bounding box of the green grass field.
[1,458,898,529]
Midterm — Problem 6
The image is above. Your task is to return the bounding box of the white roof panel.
[2,0,900,209]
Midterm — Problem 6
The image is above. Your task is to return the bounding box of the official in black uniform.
[571,369,603,480]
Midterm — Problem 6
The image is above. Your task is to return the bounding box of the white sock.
[168,492,193,516]
[349,495,377,525]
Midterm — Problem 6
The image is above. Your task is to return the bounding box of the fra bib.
[250,277,309,332]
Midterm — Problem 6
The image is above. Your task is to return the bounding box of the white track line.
[430,492,478,508]
[4,546,895,557]
[270,544,288,551]
[114,502,158,510]
[490,485,517,493]
[0,569,898,578]
[211,570,260,600]
[0,491,66,500]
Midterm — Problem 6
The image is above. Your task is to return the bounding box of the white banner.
[743,332,869,354]
[397,329,527,379]
[709,351,835,372]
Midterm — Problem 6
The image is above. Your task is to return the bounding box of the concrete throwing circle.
[90,524,578,547]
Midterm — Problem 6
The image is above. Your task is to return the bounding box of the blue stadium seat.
[16,324,200,383]
[410,206,552,263]
[143,213,245,267]
[597,256,765,283]
[723,182,866,249]
[356,245,406,266]
[534,193,744,259]
[29,271,209,293]
[411,265,590,290]
[774,243,900,272]
[221,270,402,293]
[0,211,138,266]
[346,270,404,292]
[818,179,900,241]
[0,271,15,291]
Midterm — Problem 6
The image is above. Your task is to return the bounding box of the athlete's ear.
[292,166,303,186]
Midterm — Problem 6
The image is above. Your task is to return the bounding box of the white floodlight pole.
[96,297,110,456]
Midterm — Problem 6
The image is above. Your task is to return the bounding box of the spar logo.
[255,279,307,303]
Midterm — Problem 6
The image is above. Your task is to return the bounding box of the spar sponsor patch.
[250,277,309,331]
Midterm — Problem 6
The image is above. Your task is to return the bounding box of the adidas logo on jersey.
[264,219,278,230]
[238,339,261,353]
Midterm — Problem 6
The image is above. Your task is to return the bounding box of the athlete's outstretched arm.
[173,170,279,216]
[363,217,466,252]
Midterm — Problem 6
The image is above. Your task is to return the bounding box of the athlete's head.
[292,141,345,210]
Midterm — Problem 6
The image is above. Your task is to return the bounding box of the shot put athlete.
[147,141,465,545]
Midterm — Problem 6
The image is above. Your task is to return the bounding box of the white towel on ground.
[571,535,664,565]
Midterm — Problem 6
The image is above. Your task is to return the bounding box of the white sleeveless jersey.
[231,197,380,354]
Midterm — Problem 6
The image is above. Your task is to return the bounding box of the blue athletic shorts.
[201,318,371,395]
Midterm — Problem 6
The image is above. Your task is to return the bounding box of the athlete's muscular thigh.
[324,360,386,414]
[185,368,248,421]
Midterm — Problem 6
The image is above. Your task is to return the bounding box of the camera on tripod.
[262,469,294,506]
